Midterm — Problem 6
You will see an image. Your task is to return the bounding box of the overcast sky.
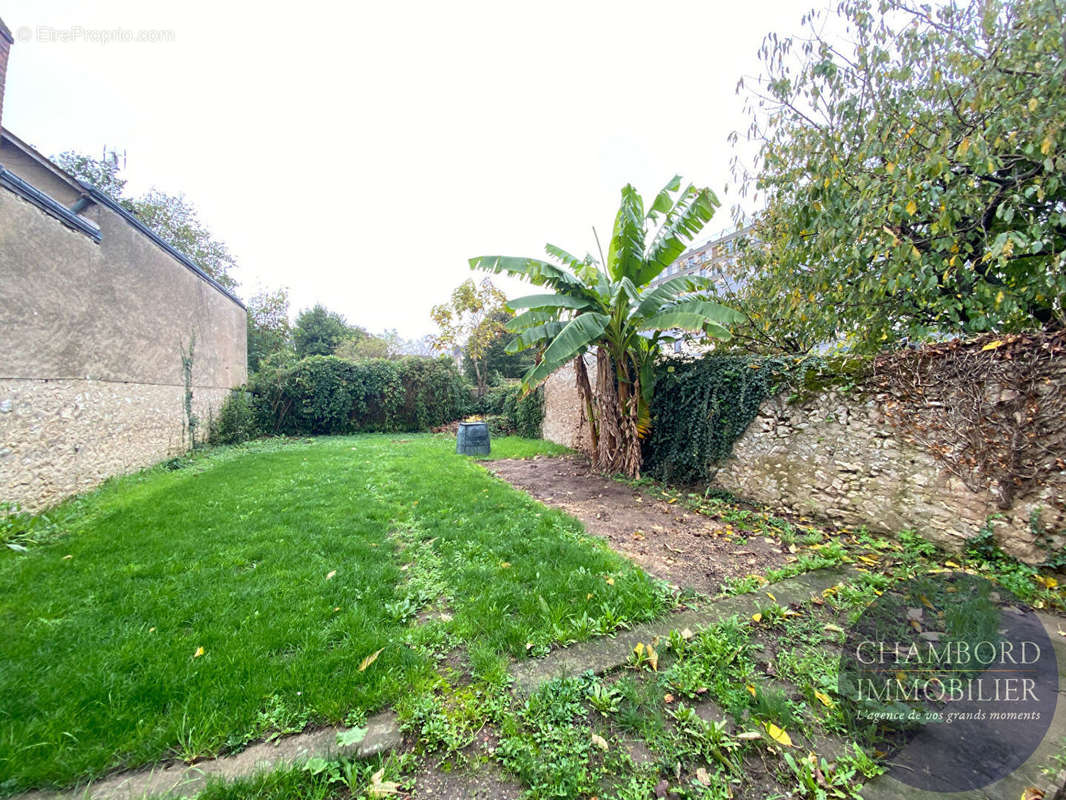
[2,1,813,338]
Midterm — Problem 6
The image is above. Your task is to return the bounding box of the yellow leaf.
[1021,787,1045,800]
[765,592,777,602]
[667,497,677,504]
[1036,575,1058,589]
[326,570,337,580]
[895,671,907,683]
[634,642,645,658]
[500,561,511,569]
[1028,97,1039,112]
[920,594,934,609]
[944,560,961,568]
[958,136,971,156]
[193,646,205,658]
[62,554,73,560]
[358,648,384,672]
[647,645,659,671]
[906,199,918,216]
[814,690,834,708]
[752,612,762,623]
[886,161,895,174]
[824,623,844,634]
[586,593,593,600]
[605,577,615,586]
[765,723,793,747]
[747,684,757,697]
[1041,136,1053,155]
[980,341,1003,351]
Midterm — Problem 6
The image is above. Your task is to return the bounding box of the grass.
[474,436,571,460]
[0,435,668,794]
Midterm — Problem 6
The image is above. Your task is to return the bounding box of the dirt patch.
[487,455,790,596]
[410,760,521,799]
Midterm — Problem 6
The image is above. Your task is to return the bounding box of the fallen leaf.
[680,627,694,640]
[747,684,757,697]
[944,560,961,568]
[824,623,844,634]
[1036,575,1058,589]
[814,690,834,708]
[500,561,511,569]
[765,723,792,747]
[62,554,73,560]
[368,767,400,797]
[663,693,675,704]
[590,732,609,751]
[695,767,711,785]
[193,646,205,658]
[766,592,777,602]
[1021,788,1045,800]
[325,570,337,580]
[605,577,615,586]
[906,199,918,216]
[148,626,156,633]
[982,340,1004,351]
[736,730,762,740]
[647,644,659,671]
[358,648,384,672]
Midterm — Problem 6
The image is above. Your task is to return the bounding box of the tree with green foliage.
[430,278,509,397]
[293,304,364,358]
[733,0,1066,353]
[462,310,535,385]
[246,287,292,372]
[55,150,128,200]
[471,177,740,477]
[335,334,392,361]
[54,150,240,291]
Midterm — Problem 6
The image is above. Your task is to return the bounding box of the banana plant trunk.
[574,348,642,478]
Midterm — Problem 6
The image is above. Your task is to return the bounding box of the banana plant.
[470,177,741,477]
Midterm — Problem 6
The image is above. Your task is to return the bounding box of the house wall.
[0,177,246,511]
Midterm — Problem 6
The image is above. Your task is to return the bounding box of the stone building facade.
[0,25,247,511]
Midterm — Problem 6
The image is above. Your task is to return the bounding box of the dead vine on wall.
[872,330,1066,512]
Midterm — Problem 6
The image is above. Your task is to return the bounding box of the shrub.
[250,355,470,435]
[208,390,260,445]
[475,384,544,438]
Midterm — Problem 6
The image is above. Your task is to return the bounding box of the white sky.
[1,0,813,339]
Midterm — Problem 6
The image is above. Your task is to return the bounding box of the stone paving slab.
[17,711,402,800]
[860,613,1066,800]
[510,567,854,696]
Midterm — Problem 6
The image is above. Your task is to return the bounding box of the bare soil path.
[486,455,790,596]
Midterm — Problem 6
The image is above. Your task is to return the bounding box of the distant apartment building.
[650,224,755,294]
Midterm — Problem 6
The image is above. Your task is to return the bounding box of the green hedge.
[475,383,544,438]
[210,356,470,442]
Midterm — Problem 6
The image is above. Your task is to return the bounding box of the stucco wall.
[0,171,246,511]
[715,391,1065,563]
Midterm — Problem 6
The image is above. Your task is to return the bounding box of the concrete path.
[17,711,402,800]
[510,567,854,695]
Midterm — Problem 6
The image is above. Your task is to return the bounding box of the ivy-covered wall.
[541,339,1066,564]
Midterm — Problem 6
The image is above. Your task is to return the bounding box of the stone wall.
[714,390,1065,564]
[0,160,246,512]
[540,361,1065,563]
[542,356,594,451]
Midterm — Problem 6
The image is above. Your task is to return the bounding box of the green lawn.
[0,435,667,793]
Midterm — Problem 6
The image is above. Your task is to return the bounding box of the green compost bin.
[456,421,491,455]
